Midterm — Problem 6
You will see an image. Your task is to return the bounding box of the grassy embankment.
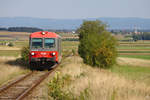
[0,48,29,86]
[48,56,150,100]
[0,57,29,86]
[47,40,150,100]
[0,42,29,86]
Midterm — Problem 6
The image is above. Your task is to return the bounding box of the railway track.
[0,64,58,100]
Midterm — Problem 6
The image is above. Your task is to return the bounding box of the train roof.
[30,31,61,38]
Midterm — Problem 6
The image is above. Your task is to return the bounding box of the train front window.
[44,38,55,48]
[31,38,42,48]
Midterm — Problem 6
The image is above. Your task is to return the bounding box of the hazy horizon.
[0,0,150,19]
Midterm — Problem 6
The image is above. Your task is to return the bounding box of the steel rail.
[0,72,33,94]
[0,64,58,100]
[16,64,58,100]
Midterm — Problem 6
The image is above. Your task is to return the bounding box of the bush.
[78,20,118,68]
[21,46,29,62]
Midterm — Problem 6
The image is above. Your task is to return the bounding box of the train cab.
[29,31,61,68]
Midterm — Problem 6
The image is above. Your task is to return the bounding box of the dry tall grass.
[0,56,29,86]
[58,56,150,100]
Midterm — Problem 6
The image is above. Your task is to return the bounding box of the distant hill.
[0,17,150,30]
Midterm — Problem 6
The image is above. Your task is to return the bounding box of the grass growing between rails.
[48,56,150,100]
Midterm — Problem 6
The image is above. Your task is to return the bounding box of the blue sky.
[0,0,150,19]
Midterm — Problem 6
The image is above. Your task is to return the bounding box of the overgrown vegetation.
[0,57,29,86]
[78,20,118,68]
[49,56,150,100]
[48,72,90,100]
[21,46,29,62]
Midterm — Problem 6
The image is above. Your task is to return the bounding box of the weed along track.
[0,64,58,100]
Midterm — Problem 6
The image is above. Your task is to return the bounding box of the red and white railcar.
[29,31,61,68]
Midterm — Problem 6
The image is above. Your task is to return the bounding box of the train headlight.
[31,52,35,56]
[42,32,45,35]
[52,52,56,56]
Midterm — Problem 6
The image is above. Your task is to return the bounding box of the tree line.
[0,27,43,32]
[0,27,76,33]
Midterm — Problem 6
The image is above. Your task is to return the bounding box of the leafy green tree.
[78,20,118,68]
